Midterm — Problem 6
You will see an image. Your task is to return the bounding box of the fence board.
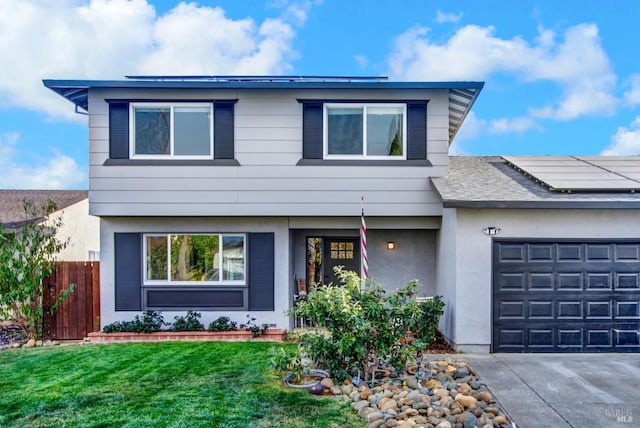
[43,262,100,340]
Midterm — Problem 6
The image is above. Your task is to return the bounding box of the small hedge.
[102,312,253,334]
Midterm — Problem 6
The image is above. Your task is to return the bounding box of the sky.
[1,0,640,189]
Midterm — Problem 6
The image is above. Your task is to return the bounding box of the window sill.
[296,159,432,166]
[104,159,241,166]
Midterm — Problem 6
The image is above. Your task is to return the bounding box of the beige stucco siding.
[439,208,640,352]
[45,199,100,261]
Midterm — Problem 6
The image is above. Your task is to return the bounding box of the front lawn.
[0,342,363,428]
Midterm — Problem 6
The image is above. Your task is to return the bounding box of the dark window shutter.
[109,102,130,159]
[302,102,323,159]
[406,101,427,160]
[114,233,142,311]
[248,233,275,311]
[214,101,235,160]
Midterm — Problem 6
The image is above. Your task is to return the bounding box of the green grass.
[0,342,364,428]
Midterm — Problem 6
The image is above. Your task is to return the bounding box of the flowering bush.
[289,268,444,381]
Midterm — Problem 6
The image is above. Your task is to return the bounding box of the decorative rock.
[436,421,453,428]
[368,420,385,428]
[331,386,343,396]
[385,420,398,427]
[321,377,335,389]
[353,400,370,412]
[415,415,427,424]
[485,407,500,416]
[359,406,375,418]
[342,384,356,395]
[367,411,384,422]
[478,391,492,402]
[380,399,398,411]
[405,376,420,390]
[494,415,507,425]
[469,381,482,390]
[454,394,477,408]
[455,366,470,379]
[22,339,36,348]
[308,383,324,395]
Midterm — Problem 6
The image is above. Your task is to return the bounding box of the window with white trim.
[131,103,213,159]
[144,234,245,285]
[324,103,406,159]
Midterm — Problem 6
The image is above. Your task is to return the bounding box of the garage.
[493,240,640,352]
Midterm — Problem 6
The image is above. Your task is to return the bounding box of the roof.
[430,156,640,209]
[0,190,88,229]
[42,75,483,143]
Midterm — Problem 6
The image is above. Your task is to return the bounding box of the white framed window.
[143,233,245,285]
[130,103,213,159]
[324,103,406,159]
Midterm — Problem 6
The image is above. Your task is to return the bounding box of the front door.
[323,237,360,285]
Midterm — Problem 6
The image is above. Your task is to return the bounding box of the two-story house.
[45,76,640,353]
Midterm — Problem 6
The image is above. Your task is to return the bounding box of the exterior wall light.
[482,227,501,236]
[387,241,396,250]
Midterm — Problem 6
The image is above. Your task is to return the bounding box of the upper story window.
[324,104,406,159]
[108,100,237,162]
[144,233,245,285]
[300,100,426,163]
[131,103,213,159]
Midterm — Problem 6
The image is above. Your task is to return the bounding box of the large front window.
[324,104,406,159]
[144,234,245,284]
[131,104,213,158]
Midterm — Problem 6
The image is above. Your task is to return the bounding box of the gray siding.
[89,89,450,217]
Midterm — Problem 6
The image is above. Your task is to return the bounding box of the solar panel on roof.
[502,156,640,192]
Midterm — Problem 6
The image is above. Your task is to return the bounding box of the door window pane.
[327,107,363,155]
[174,106,211,155]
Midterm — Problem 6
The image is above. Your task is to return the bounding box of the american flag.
[360,198,368,281]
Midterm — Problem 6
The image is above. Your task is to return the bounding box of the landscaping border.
[87,328,287,343]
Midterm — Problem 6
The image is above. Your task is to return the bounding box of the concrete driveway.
[462,353,639,427]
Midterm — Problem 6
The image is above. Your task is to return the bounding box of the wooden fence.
[43,261,100,340]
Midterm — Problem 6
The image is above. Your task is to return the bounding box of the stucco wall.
[447,208,640,352]
[46,199,100,261]
[291,228,436,297]
[99,216,290,329]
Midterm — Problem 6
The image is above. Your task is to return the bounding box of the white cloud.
[388,22,617,121]
[0,0,305,119]
[623,73,640,106]
[0,132,85,189]
[489,116,542,134]
[601,117,640,155]
[435,10,462,24]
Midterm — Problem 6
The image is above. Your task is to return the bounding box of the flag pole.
[360,196,368,292]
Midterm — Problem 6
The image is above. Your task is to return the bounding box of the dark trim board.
[492,239,640,353]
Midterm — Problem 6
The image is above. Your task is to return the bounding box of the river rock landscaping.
[328,358,514,428]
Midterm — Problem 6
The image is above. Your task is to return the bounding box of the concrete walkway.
[460,353,639,427]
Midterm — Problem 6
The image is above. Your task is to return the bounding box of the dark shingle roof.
[431,156,640,209]
[0,190,87,228]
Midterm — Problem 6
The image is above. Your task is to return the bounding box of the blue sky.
[1,0,640,189]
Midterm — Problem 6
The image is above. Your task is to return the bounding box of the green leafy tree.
[0,199,75,340]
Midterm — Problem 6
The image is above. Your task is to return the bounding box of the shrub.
[208,316,238,332]
[102,311,165,333]
[240,314,268,338]
[288,267,444,381]
[170,311,204,331]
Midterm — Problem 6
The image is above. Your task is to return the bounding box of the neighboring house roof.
[42,76,483,143]
[431,156,640,209]
[0,190,88,229]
